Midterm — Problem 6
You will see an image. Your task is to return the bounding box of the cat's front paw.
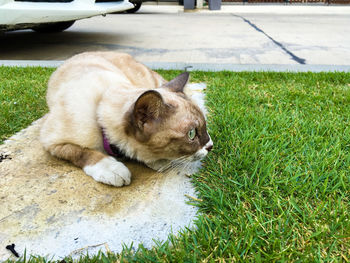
[83,157,131,187]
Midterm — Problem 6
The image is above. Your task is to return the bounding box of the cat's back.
[47,52,165,101]
[96,52,165,89]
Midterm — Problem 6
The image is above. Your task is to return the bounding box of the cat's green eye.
[188,128,196,140]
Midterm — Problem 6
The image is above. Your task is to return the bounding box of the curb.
[140,4,350,15]
[1,60,350,72]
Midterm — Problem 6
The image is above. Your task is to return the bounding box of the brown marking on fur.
[174,92,188,100]
[122,85,210,161]
[164,72,190,93]
[125,90,176,143]
[133,90,169,125]
[182,101,210,146]
[130,94,209,159]
[48,143,106,168]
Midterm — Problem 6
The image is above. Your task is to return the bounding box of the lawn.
[1,68,350,262]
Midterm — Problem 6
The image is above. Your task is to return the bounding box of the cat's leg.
[48,143,131,187]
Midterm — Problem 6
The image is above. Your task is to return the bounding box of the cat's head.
[125,72,213,173]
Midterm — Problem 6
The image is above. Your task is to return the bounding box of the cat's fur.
[40,52,213,186]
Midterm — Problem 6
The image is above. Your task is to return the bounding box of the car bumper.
[0,0,133,25]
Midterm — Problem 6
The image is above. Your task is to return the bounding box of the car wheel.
[32,21,75,33]
[126,1,142,13]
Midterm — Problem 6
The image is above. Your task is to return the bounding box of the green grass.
[0,67,54,144]
[2,68,350,262]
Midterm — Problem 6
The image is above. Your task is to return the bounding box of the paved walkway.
[1,4,350,71]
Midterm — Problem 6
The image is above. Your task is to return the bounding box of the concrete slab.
[1,5,349,67]
[0,83,207,261]
[0,118,198,261]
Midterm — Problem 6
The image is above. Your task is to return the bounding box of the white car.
[0,0,133,32]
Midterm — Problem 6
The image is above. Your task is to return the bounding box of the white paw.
[83,157,131,187]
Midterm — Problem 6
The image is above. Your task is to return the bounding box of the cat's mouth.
[193,138,213,161]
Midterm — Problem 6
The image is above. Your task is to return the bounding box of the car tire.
[32,21,75,33]
[126,1,142,13]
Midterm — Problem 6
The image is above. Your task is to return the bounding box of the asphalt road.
[1,5,350,68]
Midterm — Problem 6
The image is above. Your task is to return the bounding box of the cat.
[40,52,213,187]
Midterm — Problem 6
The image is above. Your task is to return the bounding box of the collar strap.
[102,129,123,158]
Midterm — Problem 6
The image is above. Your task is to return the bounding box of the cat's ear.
[133,90,166,134]
[163,72,189,93]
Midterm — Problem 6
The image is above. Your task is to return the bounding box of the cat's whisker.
[157,162,175,173]
[168,156,193,173]
[157,155,191,173]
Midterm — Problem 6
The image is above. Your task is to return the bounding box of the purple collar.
[102,130,123,158]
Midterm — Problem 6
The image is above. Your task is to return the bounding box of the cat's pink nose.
[206,144,213,152]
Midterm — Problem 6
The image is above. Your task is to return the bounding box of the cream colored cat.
[40,52,213,187]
